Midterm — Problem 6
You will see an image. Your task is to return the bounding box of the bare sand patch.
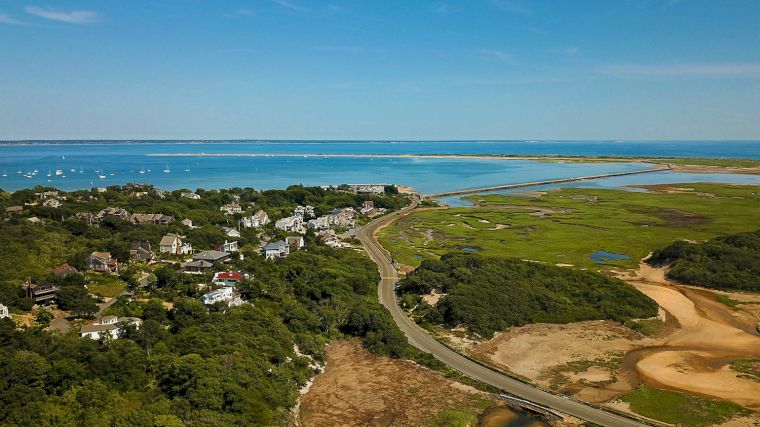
[299,340,494,427]
[470,321,652,400]
[422,289,445,306]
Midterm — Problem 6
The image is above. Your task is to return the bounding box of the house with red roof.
[52,263,78,278]
[212,270,247,286]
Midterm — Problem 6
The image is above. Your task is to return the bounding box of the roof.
[80,323,119,333]
[90,251,112,260]
[160,234,180,246]
[192,250,230,262]
[214,271,244,281]
[263,240,288,251]
[181,260,213,268]
[52,263,77,275]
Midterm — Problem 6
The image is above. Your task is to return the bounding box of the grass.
[379,183,760,269]
[427,409,478,427]
[715,294,743,308]
[731,359,760,383]
[654,157,760,168]
[85,273,127,298]
[620,385,750,425]
[624,318,665,336]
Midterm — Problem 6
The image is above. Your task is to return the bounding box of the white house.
[241,210,269,228]
[214,240,239,253]
[293,205,315,218]
[0,303,9,319]
[221,227,241,238]
[220,203,242,215]
[199,287,243,307]
[275,216,304,233]
[159,234,191,255]
[181,191,201,200]
[42,198,62,208]
[263,240,290,259]
[80,316,142,340]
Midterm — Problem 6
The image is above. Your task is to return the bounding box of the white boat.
[70,168,76,172]
[1,170,7,177]
[47,169,52,177]
[139,167,145,174]
[55,169,64,176]
[99,175,106,179]
[79,167,83,173]
[163,164,171,173]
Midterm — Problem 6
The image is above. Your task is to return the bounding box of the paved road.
[356,197,647,427]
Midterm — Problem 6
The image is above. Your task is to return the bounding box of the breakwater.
[426,166,670,198]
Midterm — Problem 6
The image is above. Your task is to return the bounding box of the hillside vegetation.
[397,253,658,337]
[647,229,760,291]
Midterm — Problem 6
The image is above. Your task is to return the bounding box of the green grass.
[427,409,478,427]
[731,359,760,383]
[85,274,127,298]
[620,385,750,425]
[716,294,743,308]
[654,157,760,168]
[624,318,664,336]
[380,183,760,268]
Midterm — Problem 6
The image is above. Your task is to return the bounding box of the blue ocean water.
[1,140,759,193]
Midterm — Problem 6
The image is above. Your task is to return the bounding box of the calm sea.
[1,140,759,194]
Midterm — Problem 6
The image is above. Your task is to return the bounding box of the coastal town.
[0,183,404,341]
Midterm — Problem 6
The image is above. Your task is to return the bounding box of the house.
[263,240,289,259]
[88,252,118,273]
[198,287,243,307]
[181,191,201,200]
[5,206,23,214]
[181,259,213,274]
[307,208,356,230]
[36,191,59,199]
[52,263,78,278]
[212,270,246,286]
[74,212,99,225]
[130,213,174,225]
[159,233,191,255]
[192,250,232,264]
[0,303,9,319]
[181,218,194,228]
[221,227,241,238]
[22,280,61,305]
[293,205,315,218]
[98,207,131,220]
[360,200,376,216]
[27,217,43,225]
[240,210,269,228]
[80,316,142,340]
[42,198,62,208]
[130,241,155,262]
[220,203,242,215]
[155,189,166,198]
[275,216,304,233]
[348,184,387,194]
[214,240,239,253]
[286,236,305,251]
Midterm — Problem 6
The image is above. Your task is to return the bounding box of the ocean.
[1,140,759,194]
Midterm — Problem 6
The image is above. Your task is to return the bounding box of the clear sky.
[1,1,759,140]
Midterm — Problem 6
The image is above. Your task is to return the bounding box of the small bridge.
[499,394,565,422]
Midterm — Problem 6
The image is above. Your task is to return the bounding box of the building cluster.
[240,210,269,228]
[306,207,356,231]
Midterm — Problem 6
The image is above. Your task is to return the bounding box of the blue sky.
[1,0,759,140]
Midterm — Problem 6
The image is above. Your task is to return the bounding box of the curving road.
[356,196,647,427]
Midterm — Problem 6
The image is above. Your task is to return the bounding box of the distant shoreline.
[146,152,654,162]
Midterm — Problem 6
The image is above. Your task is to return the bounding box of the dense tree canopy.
[648,229,760,291]
[398,253,658,337]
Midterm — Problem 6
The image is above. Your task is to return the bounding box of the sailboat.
[1,170,7,177]
[79,167,84,173]
[97,167,106,179]
[139,166,145,174]
[47,169,52,177]
[163,163,171,173]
